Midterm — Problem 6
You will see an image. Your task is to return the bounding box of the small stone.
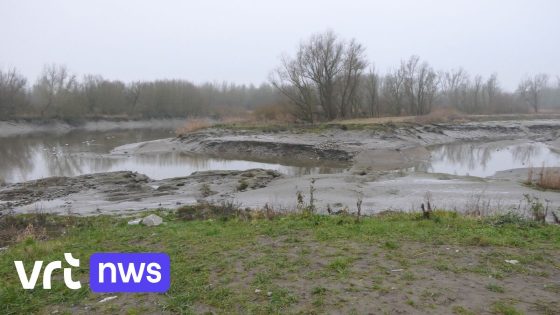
[505,259,519,265]
[98,296,117,303]
[127,218,142,225]
[255,289,261,293]
[142,214,163,226]
[267,291,272,297]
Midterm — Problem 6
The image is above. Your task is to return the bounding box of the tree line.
[271,31,560,123]
[0,64,282,121]
[1,30,560,122]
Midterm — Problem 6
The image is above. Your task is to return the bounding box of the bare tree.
[271,31,367,121]
[517,73,549,113]
[270,55,317,123]
[126,81,142,114]
[441,68,470,111]
[484,73,500,109]
[365,66,380,117]
[383,66,406,115]
[336,39,367,118]
[82,74,103,114]
[32,64,77,117]
[301,31,344,120]
[402,56,438,115]
[471,75,483,112]
[0,68,27,117]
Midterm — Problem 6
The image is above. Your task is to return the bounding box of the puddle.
[417,141,560,177]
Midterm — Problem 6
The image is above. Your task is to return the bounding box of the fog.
[1,0,559,90]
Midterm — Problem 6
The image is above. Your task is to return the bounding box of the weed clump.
[485,211,540,228]
[0,212,74,246]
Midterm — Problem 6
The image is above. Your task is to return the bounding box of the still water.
[2,130,559,184]
[0,129,342,184]
[417,141,560,177]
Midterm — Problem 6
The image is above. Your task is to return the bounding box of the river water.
[415,141,560,177]
[2,129,559,184]
[0,129,342,184]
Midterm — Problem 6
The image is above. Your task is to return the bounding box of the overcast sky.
[1,0,559,90]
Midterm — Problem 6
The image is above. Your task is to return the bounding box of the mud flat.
[2,119,560,216]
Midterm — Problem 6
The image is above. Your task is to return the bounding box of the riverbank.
[0,118,186,138]
[3,119,560,216]
[0,210,559,314]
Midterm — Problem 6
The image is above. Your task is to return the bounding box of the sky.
[1,0,559,91]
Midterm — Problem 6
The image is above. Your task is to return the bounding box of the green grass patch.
[0,210,558,314]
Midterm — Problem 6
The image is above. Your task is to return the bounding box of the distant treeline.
[0,65,283,121]
[1,31,560,123]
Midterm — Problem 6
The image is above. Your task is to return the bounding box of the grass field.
[0,209,559,314]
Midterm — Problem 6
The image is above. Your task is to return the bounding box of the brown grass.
[252,104,295,123]
[332,115,415,125]
[175,118,214,135]
[525,167,534,185]
[537,166,560,190]
[526,166,560,190]
[414,107,465,124]
[0,213,55,246]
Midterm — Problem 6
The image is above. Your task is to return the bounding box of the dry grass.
[525,166,560,190]
[252,104,296,123]
[0,213,55,246]
[331,115,415,125]
[537,167,560,190]
[175,118,214,135]
[414,107,465,124]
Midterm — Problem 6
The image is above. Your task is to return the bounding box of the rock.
[142,214,163,226]
[505,259,519,265]
[255,289,261,293]
[267,291,272,297]
[0,247,8,252]
[127,218,142,225]
[98,296,117,303]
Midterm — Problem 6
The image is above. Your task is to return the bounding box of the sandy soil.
[1,119,560,216]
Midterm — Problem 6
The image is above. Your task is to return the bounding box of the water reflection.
[417,141,560,177]
[0,130,344,183]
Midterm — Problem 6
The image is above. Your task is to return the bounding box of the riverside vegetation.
[0,202,559,315]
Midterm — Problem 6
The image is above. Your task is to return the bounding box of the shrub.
[237,179,249,191]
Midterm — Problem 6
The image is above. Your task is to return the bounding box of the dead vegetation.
[526,165,560,190]
[175,117,214,135]
[414,107,465,124]
[0,212,71,246]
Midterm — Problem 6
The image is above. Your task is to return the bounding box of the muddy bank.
[3,167,560,218]
[0,118,185,137]
[2,119,560,216]
[113,119,560,171]
[0,169,281,215]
